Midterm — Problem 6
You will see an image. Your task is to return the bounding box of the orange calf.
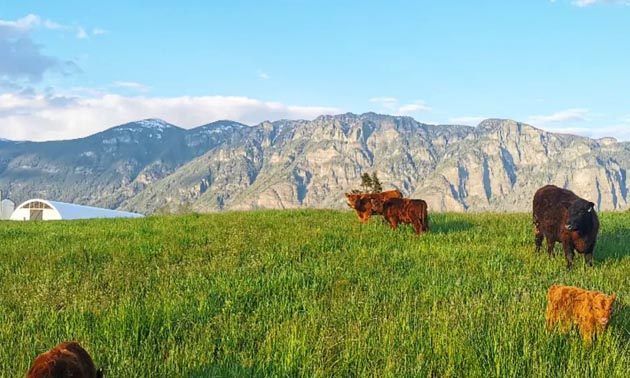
[546,285,616,343]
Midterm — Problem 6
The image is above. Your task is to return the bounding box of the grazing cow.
[546,285,616,343]
[27,341,102,378]
[533,185,599,269]
[345,190,403,223]
[379,198,429,235]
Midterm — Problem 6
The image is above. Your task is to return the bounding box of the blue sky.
[1,0,629,141]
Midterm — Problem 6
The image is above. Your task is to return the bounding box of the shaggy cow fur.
[345,190,403,223]
[533,185,599,269]
[27,341,102,378]
[380,198,429,235]
[546,285,616,343]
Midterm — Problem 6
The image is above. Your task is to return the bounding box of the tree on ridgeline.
[352,171,384,193]
[360,173,373,192]
[371,172,383,193]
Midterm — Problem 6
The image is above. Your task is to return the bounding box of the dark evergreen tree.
[360,173,373,192]
[371,172,383,193]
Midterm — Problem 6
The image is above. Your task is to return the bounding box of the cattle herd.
[21,185,620,376]
[345,189,429,234]
[346,184,618,343]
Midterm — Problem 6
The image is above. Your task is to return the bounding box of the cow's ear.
[611,293,617,302]
[345,193,350,198]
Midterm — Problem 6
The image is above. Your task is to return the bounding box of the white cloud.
[258,71,270,80]
[573,0,598,5]
[76,26,88,39]
[113,81,151,93]
[369,97,398,107]
[1,91,628,142]
[550,0,630,7]
[528,108,589,125]
[0,14,94,82]
[524,112,630,141]
[73,25,108,39]
[0,16,76,82]
[369,97,431,115]
[542,125,630,141]
[571,0,630,6]
[397,101,431,115]
[0,93,341,141]
[0,14,60,32]
[0,13,103,40]
[449,116,487,125]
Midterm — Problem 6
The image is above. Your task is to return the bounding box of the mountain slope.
[2,114,629,213]
[0,119,246,208]
[121,114,630,213]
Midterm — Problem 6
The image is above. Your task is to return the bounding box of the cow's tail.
[422,201,429,232]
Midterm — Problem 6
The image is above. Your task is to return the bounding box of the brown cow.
[533,185,599,269]
[27,341,102,378]
[379,198,429,235]
[345,190,403,223]
[546,285,616,343]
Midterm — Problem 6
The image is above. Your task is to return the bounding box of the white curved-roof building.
[10,199,144,221]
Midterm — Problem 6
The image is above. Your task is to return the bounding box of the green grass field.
[1,210,629,377]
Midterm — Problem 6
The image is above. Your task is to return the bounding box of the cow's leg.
[562,240,574,270]
[545,303,559,330]
[584,252,594,267]
[389,218,398,230]
[535,233,544,253]
[546,238,556,257]
[413,221,423,235]
[584,243,596,267]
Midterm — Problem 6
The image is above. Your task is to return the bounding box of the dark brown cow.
[533,185,599,269]
[27,341,102,378]
[380,198,429,235]
[345,190,403,223]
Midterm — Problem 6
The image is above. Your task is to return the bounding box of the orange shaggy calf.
[546,285,616,343]
[27,341,102,378]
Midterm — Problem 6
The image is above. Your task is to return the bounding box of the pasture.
[1,210,629,377]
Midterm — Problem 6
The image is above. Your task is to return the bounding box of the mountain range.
[1,113,629,214]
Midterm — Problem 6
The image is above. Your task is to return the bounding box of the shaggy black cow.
[533,185,599,269]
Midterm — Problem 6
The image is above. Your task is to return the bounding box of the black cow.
[533,185,599,269]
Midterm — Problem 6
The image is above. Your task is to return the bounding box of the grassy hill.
[1,210,629,377]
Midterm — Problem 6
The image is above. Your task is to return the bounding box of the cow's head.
[345,193,361,210]
[592,292,616,328]
[345,193,374,223]
[564,198,596,232]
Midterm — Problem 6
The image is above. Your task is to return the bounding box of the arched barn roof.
[12,199,144,220]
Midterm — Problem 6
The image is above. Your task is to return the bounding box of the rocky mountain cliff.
[1,113,629,214]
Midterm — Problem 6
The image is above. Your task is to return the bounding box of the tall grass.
[1,210,629,377]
